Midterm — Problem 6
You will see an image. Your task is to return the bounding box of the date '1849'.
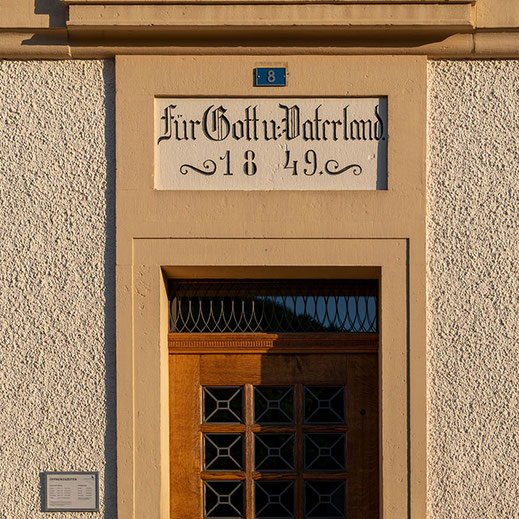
[180,150,362,177]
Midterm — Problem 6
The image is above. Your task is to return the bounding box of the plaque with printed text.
[155,98,387,190]
[43,472,99,512]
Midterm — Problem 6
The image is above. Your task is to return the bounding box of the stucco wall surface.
[0,60,115,518]
[427,60,519,518]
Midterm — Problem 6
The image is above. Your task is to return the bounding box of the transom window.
[169,279,378,334]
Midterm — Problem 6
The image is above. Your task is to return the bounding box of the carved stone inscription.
[155,98,387,190]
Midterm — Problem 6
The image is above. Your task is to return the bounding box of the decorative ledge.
[168,333,379,354]
[65,0,475,4]
[67,3,474,36]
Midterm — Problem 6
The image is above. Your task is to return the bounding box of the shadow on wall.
[376,97,388,191]
[102,60,117,518]
[34,0,67,27]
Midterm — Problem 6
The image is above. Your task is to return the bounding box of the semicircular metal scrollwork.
[180,160,217,175]
[169,280,378,333]
[324,161,362,176]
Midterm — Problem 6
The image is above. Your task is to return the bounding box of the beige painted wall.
[427,60,519,518]
[115,54,426,518]
[0,60,116,518]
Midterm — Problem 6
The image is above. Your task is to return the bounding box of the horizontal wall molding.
[66,4,474,32]
[4,0,519,58]
[5,31,519,58]
[65,0,475,4]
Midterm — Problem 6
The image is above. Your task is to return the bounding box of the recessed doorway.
[168,280,379,519]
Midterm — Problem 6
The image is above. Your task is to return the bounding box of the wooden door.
[169,338,379,519]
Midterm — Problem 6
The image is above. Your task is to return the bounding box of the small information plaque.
[43,472,99,512]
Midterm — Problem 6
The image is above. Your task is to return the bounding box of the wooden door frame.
[117,237,421,518]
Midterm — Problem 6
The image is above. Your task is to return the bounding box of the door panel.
[170,352,378,519]
[200,354,353,385]
[169,355,202,519]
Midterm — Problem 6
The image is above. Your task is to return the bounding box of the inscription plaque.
[155,98,387,191]
[43,472,99,512]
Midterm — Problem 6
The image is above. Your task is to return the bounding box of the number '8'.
[243,150,257,176]
[267,70,276,83]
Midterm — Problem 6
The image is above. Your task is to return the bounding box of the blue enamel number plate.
[254,67,287,87]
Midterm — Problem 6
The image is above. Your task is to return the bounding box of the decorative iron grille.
[168,279,378,333]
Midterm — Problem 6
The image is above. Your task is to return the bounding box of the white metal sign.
[43,472,99,512]
[155,98,387,190]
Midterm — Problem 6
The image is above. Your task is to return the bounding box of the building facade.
[0,1,518,518]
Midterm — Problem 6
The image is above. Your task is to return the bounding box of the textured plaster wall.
[0,61,115,517]
[0,57,517,519]
[427,61,519,518]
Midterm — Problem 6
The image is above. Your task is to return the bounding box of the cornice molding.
[3,0,519,58]
[4,30,519,59]
[65,0,475,4]
[66,3,474,34]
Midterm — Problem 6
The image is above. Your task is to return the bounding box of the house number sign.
[155,98,387,190]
